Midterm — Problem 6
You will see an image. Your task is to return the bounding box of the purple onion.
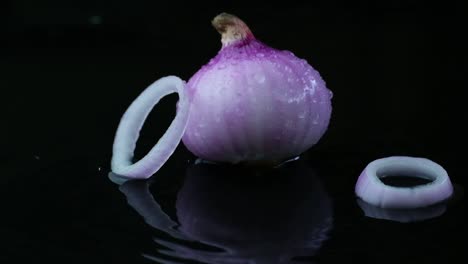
[182,13,333,164]
[111,13,332,179]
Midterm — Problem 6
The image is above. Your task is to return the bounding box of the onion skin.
[182,13,333,164]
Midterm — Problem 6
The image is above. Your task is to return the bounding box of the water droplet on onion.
[313,113,320,124]
[254,73,265,83]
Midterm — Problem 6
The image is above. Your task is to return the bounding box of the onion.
[182,13,333,164]
[111,13,332,178]
[111,76,190,178]
[355,156,454,209]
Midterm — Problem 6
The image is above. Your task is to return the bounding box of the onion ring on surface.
[355,156,453,209]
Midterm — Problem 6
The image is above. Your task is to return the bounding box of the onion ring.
[111,76,190,179]
[355,156,453,209]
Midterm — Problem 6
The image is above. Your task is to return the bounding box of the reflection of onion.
[111,161,333,263]
[175,161,333,263]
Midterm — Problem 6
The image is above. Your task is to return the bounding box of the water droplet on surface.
[254,73,265,83]
[312,99,318,103]
[298,113,306,119]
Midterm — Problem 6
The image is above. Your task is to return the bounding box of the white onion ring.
[111,76,190,179]
[355,156,453,209]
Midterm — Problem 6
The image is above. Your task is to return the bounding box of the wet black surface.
[0,151,464,263]
[2,2,465,264]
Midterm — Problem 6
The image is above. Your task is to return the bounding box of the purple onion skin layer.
[182,37,333,164]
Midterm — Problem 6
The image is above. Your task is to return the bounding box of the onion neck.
[212,13,255,48]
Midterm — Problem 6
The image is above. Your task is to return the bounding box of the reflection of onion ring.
[355,156,453,209]
[356,199,447,223]
[111,76,190,179]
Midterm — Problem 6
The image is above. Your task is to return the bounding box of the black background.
[1,1,466,263]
